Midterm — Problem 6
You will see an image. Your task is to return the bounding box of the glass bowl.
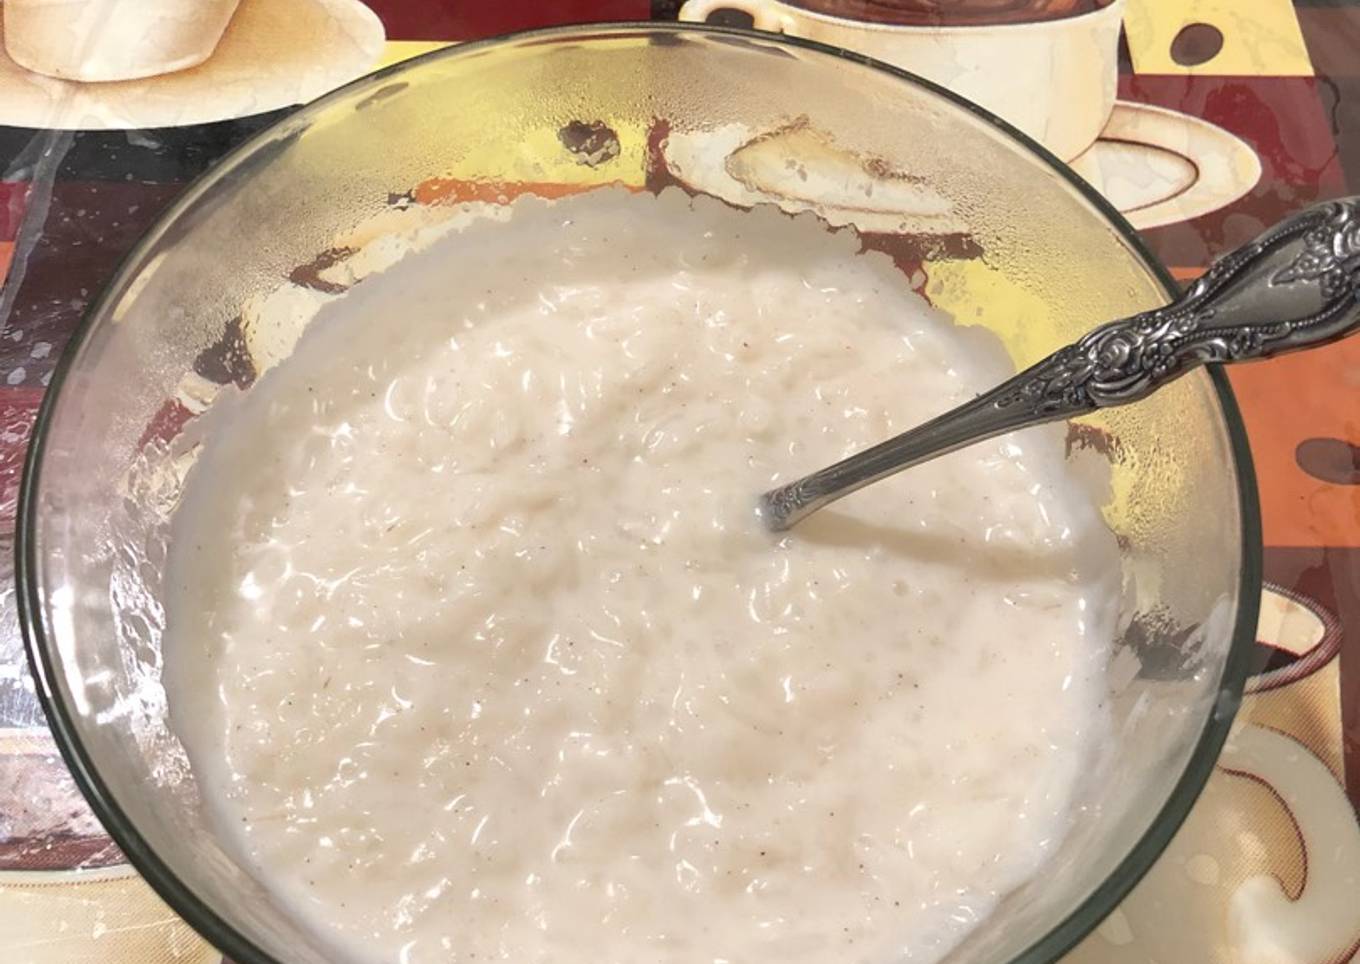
[18,23,1260,964]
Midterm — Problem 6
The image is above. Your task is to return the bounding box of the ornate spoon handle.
[761,195,1360,531]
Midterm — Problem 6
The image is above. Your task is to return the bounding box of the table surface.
[0,2,1357,962]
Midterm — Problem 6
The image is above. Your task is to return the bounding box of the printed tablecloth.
[0,1,1356,962]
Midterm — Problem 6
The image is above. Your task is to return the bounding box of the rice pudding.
[164,188,1119,963]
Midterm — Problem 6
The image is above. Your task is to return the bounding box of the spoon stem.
[759,378,1068,530]
[761,194,1360,531]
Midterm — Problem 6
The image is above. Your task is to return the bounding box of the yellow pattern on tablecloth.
[374,40,456,72]
[1123,0,1313,76]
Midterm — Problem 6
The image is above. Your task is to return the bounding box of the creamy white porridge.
[164,189,1119,964]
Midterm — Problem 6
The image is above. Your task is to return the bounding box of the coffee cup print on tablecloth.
[0,0,386,129]
[1065,584,1360,964]
[678,0,1125,161]
[3,0,243,82]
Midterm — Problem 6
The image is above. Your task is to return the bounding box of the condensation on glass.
[21,26,1255,964]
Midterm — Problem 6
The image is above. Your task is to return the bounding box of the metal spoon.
[759,195,1360,531]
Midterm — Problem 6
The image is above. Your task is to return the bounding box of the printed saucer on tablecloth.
[1070,101,1262,231]
[659,102,1260,234]
[0,727,221,961]
[1064,584,1360,964]
[0,0,385,130]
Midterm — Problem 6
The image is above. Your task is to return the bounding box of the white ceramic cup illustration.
[2,0,243,82]
[678,0,1125,161]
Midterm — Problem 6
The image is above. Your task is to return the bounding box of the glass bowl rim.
[15,20,1263,964]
